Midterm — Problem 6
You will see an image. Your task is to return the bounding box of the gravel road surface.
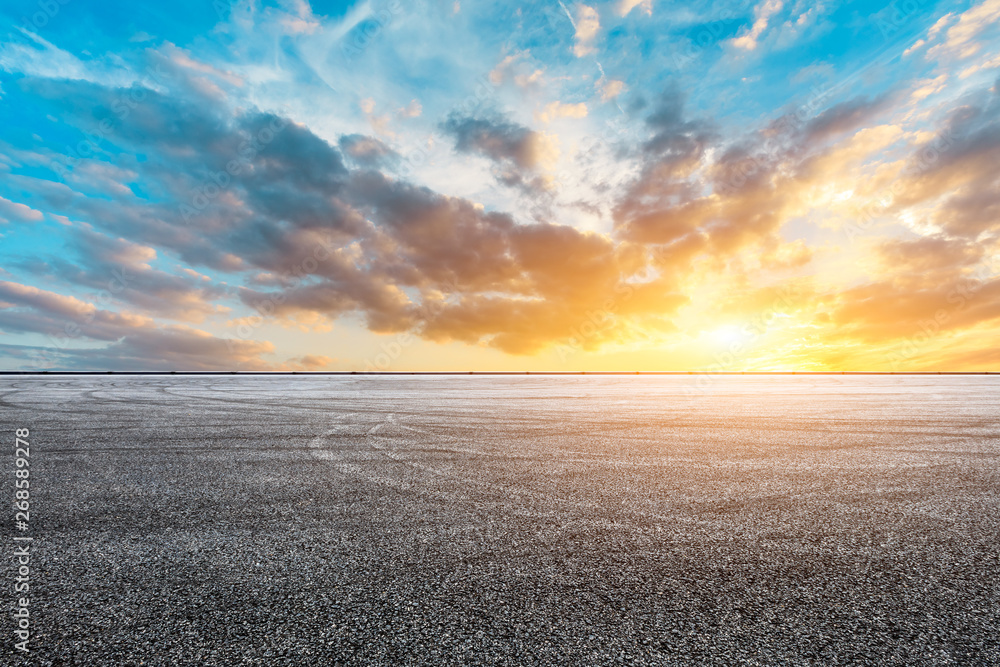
[1,375,998,665]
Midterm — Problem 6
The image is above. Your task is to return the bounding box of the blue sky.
[1,0,999,370]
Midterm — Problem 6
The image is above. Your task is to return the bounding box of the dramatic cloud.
[1,0,999,370]
[442,114,555,170]
[0,281,272,370]
[442,113,558,193]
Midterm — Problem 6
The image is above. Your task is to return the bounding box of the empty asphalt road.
[2,375,998,665]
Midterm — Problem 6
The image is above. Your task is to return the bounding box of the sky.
[0,0,998,372]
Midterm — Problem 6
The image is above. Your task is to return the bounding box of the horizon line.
[1,371,997,376]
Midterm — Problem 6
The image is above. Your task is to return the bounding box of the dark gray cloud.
[440,113,559,197]
[8,73,682,357]
[804,94,894,141]
[21,76,357,271]
[642,85,716,159]
[442,113,544,169]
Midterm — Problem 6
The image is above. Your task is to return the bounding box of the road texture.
[1,375,998,665]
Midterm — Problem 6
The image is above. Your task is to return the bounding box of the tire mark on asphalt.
[306,411,696,532]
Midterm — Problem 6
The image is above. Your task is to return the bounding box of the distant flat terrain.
[2,376,999,665]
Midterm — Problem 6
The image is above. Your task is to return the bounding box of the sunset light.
[3,2,1000,663]
[0,0,997,371]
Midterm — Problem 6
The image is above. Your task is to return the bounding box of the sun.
[709,325,745,347]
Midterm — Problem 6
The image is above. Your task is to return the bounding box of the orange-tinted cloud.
[0,280,273,370]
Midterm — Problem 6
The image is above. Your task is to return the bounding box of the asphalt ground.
[1,375,998,665]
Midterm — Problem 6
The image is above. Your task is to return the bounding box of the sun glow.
[709,325,747,347]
